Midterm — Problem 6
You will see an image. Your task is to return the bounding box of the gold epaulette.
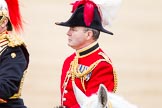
[0,32,24,47]
[98,52,112,64]
[6,34,24,47]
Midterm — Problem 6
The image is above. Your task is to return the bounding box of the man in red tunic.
[55,0,120,107]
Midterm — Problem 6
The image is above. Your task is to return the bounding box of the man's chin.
[68,44,76,49]
[68,43,72,47]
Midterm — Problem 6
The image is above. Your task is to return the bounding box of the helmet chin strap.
[0,15,8,33]
[0,15,7,26]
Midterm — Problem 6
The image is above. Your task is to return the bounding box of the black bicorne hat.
[55,5,113,35]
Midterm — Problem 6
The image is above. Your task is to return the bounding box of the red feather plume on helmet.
[5,0,23,33]
[71,0,122,27]
[71,0,97,26]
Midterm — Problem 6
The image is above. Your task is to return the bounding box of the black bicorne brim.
[55,6,113,35]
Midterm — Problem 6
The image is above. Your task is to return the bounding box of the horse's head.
[72,82,138,108]
[72,82,108,108]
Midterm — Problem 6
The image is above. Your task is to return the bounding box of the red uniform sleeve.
[85,61,114,96]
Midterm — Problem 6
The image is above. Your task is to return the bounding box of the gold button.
[11,53,16,58]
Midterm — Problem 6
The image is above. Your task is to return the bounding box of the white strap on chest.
[0,39,8,55]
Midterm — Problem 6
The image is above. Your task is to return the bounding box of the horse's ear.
[98,84,108,107]
[72,81,87,106]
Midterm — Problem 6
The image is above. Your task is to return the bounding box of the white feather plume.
[0,0,7,10]
[92,0,122,26]
[0,0,8,17]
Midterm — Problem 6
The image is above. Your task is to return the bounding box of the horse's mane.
[54,83,138,108]
[107,92,138,108]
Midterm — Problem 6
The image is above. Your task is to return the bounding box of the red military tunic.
[60,42,117,108]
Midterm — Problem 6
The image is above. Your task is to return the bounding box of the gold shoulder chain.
[64,52,118,92]
[70,55,107,91]
[6,34,24,47]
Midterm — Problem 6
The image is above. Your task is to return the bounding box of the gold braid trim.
[10,70,27,99]
[0,71,27,103]
[98,52,118,92]
[0,10,8,17]
[0,31,24,47]
[70,55,107,91]
[0,15,7,26]
[66,52,118,92]
[108,100,112,108]
[112,69,118,92]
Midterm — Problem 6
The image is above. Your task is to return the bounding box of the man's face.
[66,26,89,50]
[0,25,4,33]
[0,17,8,33]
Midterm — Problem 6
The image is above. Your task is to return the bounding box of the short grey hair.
[84,27,100,40]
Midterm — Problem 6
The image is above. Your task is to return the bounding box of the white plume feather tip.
[92,0,122,26]
[0,0,8,17]
[0,0,8,11]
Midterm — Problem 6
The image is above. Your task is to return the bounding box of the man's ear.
[86,30,93,40]
[1,19,8,28]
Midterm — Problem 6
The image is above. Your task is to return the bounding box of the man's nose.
[67,30,71,36]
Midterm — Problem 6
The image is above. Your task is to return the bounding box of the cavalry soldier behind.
[0,0,29,108]
[55,0,121,107]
